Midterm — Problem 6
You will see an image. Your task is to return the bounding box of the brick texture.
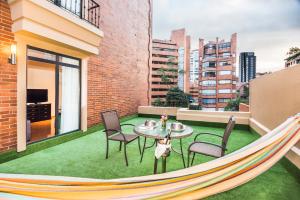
[0,0,151,152]
[87,0,151,126]
[0,0,17,152]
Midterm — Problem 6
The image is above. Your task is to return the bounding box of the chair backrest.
[221,116,236,156]
[100,110,121,136]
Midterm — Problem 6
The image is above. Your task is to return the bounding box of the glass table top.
[134,121,193,139]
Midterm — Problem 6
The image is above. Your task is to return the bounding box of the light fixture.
[8,44,17,65]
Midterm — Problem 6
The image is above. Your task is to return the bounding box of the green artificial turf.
[0,117,299,199]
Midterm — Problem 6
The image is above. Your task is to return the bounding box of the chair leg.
[105,139,109,159]
[124,143,129,166]
[140,137,147,163]
[191,152,196,166]
[154,157,158,174]
[138,137,141,155]
[119,141,122,151]
[187,150,191,167]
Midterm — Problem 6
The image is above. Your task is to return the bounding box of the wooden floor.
[29,118,55,143]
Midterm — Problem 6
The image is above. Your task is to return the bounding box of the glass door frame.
[26,45,82,140]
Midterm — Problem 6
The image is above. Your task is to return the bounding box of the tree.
[152,98,165,107]
[165,87,189,107]
[287,47,300,56]
[224,98,240,111]
[286,47,300,62]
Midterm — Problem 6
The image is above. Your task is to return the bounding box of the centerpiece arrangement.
[160,114,168,128]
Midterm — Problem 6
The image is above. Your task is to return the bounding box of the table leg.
[154,157,158,174]
[180,138,186,168]
[162,157,167,173]
[140,137,147,163]
[170,139,186,168]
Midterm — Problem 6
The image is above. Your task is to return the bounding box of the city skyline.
[153,0,300,73]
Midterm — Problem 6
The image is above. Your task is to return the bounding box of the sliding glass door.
[26,46,81,142]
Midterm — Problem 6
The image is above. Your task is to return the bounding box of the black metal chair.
[187,116,236,167]
[101,110,141,166]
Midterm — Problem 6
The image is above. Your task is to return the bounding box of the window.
[202,71,216,78]
[218,80,231,84]
[218,42,231,49]
[202,98,216,104]
[219,71,231,75]
[218,89,231,94]
[202,90,216,95]
[220,52,231,58]
[219,61,230,66]
[218,98,231,103]
[232,81,237,84]
[204,54,217,59]
[203,61,216,68]
[202,80,216,86]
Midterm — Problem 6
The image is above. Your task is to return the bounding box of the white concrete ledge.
[177,108,250,125]
[138,106,180,116]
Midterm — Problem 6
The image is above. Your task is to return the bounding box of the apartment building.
[199,33,237,111]
[0,0,151,153]
[239,52,256,83]
[170,28,191,93]
[190,49,199,84]
[151,39,178,103]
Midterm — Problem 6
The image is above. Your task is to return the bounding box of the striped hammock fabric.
[0,114,300,200]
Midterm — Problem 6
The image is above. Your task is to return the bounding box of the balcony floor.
[0,117,299,199]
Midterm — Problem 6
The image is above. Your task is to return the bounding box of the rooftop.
[0,117,299,199]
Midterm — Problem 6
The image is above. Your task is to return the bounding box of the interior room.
[26,60,56,143]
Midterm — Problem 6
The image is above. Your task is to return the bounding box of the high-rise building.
[170,29,191,93]
[190,49,199,84]
[151,39,179,103]
[239,52,256,83]
[198,33,237,111]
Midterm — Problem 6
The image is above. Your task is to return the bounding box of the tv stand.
[27,103,51,123]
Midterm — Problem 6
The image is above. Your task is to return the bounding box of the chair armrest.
[120,123,135,127]
[194,132,223,141]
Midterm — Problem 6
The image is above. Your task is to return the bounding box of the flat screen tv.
[27,89,48,103]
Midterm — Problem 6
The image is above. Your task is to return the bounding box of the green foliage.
[152,98,165,107]
[286,47,300,61]
[287,47,300,56]
[166,87,189,107]
[225,98,241,111]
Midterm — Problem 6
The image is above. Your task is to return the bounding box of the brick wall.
[0,0,17,152]
[0,0,152,152]
[87,0,151,126]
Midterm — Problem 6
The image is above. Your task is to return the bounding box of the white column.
[81,57,88,132]
[16,38,27,152]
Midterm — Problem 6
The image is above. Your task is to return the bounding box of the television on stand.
[27,89,48,104]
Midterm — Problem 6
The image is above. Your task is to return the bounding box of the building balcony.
[152,56,178,63]
[152,50,178,57]
[8,0,104,55]
[218,47,231,53]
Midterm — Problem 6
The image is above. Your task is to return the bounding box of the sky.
[153,0,300,72]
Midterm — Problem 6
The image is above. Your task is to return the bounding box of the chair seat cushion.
[109,133,138,142]
[189,142,222,158]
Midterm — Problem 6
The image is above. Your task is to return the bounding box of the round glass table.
[134,122,193,171]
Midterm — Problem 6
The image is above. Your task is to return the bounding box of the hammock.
[0,114,299,200]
